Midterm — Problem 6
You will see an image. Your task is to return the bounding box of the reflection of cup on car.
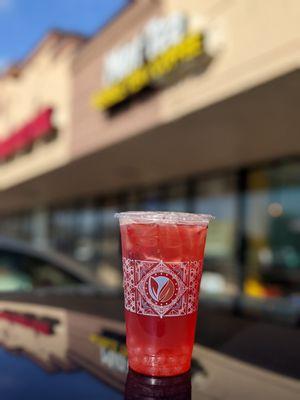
[125,368,191,400]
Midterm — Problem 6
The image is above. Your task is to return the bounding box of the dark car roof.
[1,290,299,380]
[0,292,299,399]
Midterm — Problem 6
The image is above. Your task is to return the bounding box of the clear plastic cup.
[115,211,214,376]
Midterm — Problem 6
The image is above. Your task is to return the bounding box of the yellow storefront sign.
[92,33,204,110]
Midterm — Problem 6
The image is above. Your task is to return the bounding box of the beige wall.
[0,34,83,190]
[71,0,163,158]
[1,0,300,211]
[72,0,300,158]
[160,0,300,121]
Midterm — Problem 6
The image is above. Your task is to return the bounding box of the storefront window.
[244,161,300,298]
[93,201,122,290]
[139,188,164,211]
[164,183,188,212]
[4,160,300,303]
[72,205,99,265]
[49,208,78,256]
[129,183,189,212]
[0,213,34,242]
[123,192,140,211]
[194,174,239,297]
[48,201,122,289]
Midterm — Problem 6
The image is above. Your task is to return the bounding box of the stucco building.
[1,0,300,297]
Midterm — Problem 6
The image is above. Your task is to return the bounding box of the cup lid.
[115,211,214,226]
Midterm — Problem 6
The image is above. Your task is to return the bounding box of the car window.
[0,251,82,292]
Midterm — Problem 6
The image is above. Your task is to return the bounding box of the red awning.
[30,108,53,140]
[11,125,30,152]
[0,107,54,160]
[0,135,15,159]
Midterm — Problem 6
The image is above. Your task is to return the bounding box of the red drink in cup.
[116,212,213,377]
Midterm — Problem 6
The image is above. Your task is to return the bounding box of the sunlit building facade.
[0,0,300,299]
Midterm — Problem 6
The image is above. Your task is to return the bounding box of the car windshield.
[0,251,82,292]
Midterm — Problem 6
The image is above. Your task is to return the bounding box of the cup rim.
[115,211,214,226]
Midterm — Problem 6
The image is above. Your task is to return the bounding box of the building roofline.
[0,1,133,80]
[72,0,155,71]
[0,29,88,80]
[89,0,133,39]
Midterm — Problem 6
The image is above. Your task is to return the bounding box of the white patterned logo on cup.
[123,259,203,318]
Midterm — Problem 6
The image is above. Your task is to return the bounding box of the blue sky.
[0,0,128,71]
